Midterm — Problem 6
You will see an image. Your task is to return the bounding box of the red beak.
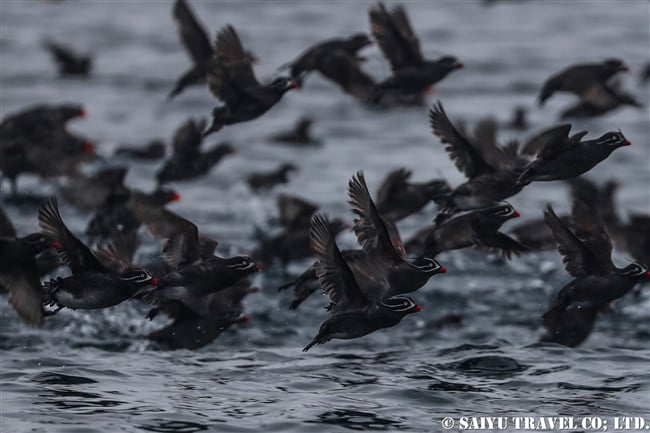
[52,241,61,248]
[414,305,423,312]
[171,193,181,202]
[645,271,650,278]
[78,109,86,118]
[254,265,262,272]
[439,267,447,274]
[83,143,94,154]
[290,82,298,89]
[513,211,521,218]
[151,278,158,286]
[624,140,631,146]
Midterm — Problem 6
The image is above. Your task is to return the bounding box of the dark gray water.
[1,1,649,432]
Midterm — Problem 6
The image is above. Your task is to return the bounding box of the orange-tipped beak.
[415,305,423,312]
[151,278,159,286]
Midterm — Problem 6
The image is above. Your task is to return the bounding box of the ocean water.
[1,1,649,432]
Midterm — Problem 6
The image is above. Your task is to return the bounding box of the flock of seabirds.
[1,0,650,352]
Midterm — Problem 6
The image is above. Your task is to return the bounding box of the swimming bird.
[0,206,51,326]
[38,197,157,313]
[541,201,649,346]
[269,117,319,146]
[246,163,298,191]
[368,3,462,104]
[303,214,422,351]
[203,25,297,136]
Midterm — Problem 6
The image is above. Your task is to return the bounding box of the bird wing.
[310,214,371,311]
[94,232,139,273]
[348,171,405,261]
[570,200,614,272]
[207,25,259,103]
[472,118,527,171]
[474,231,529,259]
[133,203,202,268]
[277,194,319,228]
[0,206,16,237]
[172,0,214,67]
[38,197,106,274]
[521,124,572,158]
[171,118,206,156]
[1,267,43,327]
[543,204,605,277]
[429,101,495,179]
[375,168,412,211]
[43,40,81,65]
[369,3,423,70]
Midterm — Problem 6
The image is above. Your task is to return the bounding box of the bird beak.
[439,267,447,274]
[513,211,521,218]
[415,305,423,312]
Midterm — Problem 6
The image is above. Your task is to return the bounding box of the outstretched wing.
[369,3,422,70]
[133,203,205,268]
[38,197,106,274]
[348,171,404,262]
[543,204,606,277]
[94,232,139,273]
[171,118,206,156]
[172,0,213,66]
[375,168,411,210]
[521,124,572,158]
[310,213,370,312]
[570,200,614,272]
[207,25,259,104]
[429,101,494,179]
